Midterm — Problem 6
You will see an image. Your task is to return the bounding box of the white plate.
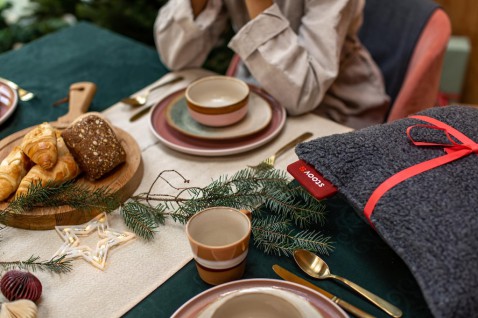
[165,91,273,140]
[171,278,348,318]
[0,79,19,125]
[150,86,286,157]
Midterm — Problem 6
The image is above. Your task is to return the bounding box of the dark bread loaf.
[61,113,126,180]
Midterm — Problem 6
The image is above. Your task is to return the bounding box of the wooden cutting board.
[0,82,143,230]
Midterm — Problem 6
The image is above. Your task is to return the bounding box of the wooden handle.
[58,82,97,124]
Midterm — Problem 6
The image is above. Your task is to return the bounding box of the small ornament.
[0,299,38,318]
[51,212,135,270]
[0,271,42,302]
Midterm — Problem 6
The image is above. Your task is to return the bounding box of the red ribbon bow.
[363,115,478,223]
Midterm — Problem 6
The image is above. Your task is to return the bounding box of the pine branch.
[121,167,334,257]
[4,180,120,214]
[263,187,327,227]
[128,168,293,220]
[0,167,333,259]
[120,200,160,240]
[0,255,72,274]
[253,216,333,256]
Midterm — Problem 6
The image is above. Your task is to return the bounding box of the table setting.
[0,67,359,318]
[0,21,456,318]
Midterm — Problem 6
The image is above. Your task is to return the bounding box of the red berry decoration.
[0,270,42,302]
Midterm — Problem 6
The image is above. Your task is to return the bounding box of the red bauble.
[0,270,42,302]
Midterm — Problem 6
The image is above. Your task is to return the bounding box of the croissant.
[0,147,31,201]
[21,122,58,170]
[16,132,81,197]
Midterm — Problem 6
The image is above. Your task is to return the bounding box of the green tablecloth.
[0,22,432,318]
[0,21,167,139]
[126,195,432,318]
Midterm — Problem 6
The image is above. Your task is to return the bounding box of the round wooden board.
[0,124,143,230]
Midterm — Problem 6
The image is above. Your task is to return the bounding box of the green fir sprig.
[5,180,120,214]
[0,167,334,261]
[252,216,332,256]
[0,181,122,274]
[120,167,333,256]
[0,255,73,274]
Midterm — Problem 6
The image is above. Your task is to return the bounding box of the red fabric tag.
[287,160,338,200]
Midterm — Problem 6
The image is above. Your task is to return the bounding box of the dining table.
[0,22,433,318]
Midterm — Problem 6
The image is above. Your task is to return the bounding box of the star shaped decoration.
[51,213,135,270]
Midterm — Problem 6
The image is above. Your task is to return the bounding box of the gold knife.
[272,265,375,318]
[129,104,154,122]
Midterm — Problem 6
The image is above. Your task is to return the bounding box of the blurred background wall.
[435,0,477,106]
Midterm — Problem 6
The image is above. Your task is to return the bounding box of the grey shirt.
[154,0,390,129]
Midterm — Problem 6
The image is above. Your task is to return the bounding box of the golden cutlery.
[272,265,375,318]
[249,132,313,168]
[121,75,184,107]
[129,104,155,122]
[294,249,403,318]
[0,77,35,101]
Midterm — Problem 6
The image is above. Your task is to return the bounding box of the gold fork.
[121,75,184,107]
[0,77,35,101]
[249,132,313,168]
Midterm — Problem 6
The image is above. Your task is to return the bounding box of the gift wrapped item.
[295,105,478,318]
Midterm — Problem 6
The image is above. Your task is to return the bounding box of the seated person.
[154,0,390,129]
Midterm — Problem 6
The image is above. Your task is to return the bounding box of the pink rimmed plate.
[171,278,348,318]
[149,86,286,156]
[0,79,19,125]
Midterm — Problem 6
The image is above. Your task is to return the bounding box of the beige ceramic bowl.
[197,286,322,318]
[185,76,250,127]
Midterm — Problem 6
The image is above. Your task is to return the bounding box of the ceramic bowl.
[197,286,322,318]
[185,76,250,127]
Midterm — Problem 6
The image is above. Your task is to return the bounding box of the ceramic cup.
[186,207,252,285]
[185,76,250,127]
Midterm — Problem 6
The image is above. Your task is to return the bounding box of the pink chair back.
[387,9,451,122]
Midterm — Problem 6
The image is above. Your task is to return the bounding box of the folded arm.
[229,1,359,115]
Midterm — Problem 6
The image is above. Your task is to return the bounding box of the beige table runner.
[0,69,352,317]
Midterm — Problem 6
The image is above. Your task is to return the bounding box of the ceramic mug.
[186,207,252,285]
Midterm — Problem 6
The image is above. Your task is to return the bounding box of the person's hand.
[191,0,209,17]
[245,0,273,19]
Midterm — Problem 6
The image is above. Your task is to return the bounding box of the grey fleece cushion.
[295,105,478,318]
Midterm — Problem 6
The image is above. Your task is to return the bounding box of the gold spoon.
[293,249,403,318]
[121,75,184,107]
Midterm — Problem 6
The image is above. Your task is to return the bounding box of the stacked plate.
[0,79,19,125]
[171,279,347,318]
[149,85,286,156]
